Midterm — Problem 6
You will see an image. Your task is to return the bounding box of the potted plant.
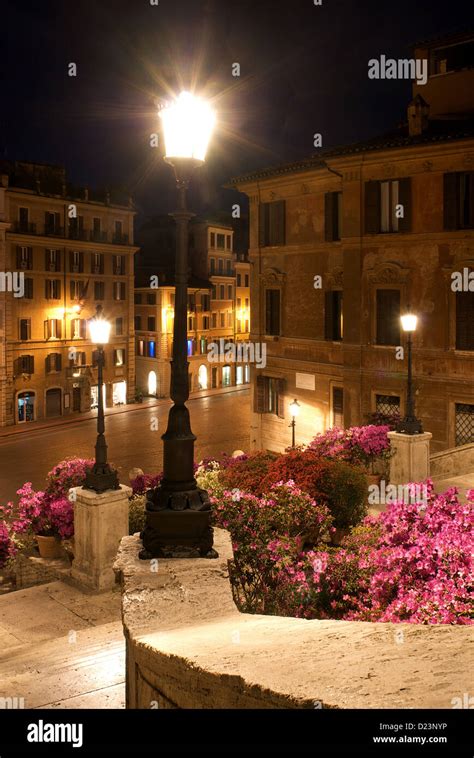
[13,485,75,559]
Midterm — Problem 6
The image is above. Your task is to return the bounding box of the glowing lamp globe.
[159,91,215,163]
[289,398,300,418]
[401,313,418,333]
[89,314,111,345]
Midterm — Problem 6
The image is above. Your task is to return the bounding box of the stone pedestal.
[71,484,131,591]
[388,431,432,485]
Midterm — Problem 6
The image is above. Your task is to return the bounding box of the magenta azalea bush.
[45,458,94,498]
[0,522,16,570]
[224,479,473,625]
[309,424,391,469]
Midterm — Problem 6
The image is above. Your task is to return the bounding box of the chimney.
[407,94,430,137]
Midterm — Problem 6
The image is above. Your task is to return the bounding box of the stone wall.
[430,442,474,479]
[114,529,472,709]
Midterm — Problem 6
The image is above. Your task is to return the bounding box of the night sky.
[3,0,474,221]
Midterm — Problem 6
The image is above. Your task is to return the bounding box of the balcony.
[13,221,37,234]
[44,225,65,238]
[112,233,129,245]
[68,228,87,241]
[89,230,108,243]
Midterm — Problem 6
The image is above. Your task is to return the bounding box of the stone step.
[0,621,125,709]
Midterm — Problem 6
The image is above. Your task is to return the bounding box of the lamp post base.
[139,485,218,559]
[396,417,424,435]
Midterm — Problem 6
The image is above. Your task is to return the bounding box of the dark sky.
[3,0,473,220]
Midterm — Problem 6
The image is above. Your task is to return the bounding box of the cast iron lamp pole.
[83,305,120,493]
[289,398,300,448]
[396,312,423,435]
[140,91,217,559]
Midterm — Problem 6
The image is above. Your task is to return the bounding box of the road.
[0,389,250,504]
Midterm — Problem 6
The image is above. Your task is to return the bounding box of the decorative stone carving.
[259,267,285,285]
[367,262,410,284]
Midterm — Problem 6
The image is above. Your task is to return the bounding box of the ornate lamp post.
[396,312,423,435]
[83,305,120,493]
[289,398,300,448]
[140,91,217,559]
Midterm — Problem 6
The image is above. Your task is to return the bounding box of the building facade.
[231,33,474,454]
[135,220,251,397]
[0,161,137,427]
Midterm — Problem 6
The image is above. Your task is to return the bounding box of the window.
[187,294,196,311]
[203,316,210,330]
[222,365,231,386]
[45,249,60,272]
[212,313,217,328]
[19,318,31,341]
[71,319,86,339]
[325,191,342,241]
[456,289,474,350]
[219,285,225,300]
[114,348,125,366]
[237,273,242,286]
[115,317,123,336]
[147,293,156,305]
[134,293,142,305]
[69,215,84,239]
[148,316,156,331]
[69,250,84,273]
[113,255,125,275]
[265,289,280,336]
[44,319,62,339]
[200,337,207,355]
[227,285,232,299]
[226,312,231,326]
[19,207,29,228]
[245,297,249,308]
[455,403,474,446]
[16,355,34,375]
[147,341,156,358]
[134,315,142,330]
[188,316,193,331]
[45,211,61,235]
[216,233,225,249]
[244,274,249,287]
[24,278,34,298]
[444,172,474,230]
[325,291,343,341]
[332,387,344,427]
[113,282,126,300]
[114,220,124,241]
[210,232,215,248]
[45,279,61,300]
[94,281,105,300]
[187,339,194,357]
[70,350,86,367]
[93,217,101,234]
[376,394,400,419]
[16,246,32,270]
[226,235,232,250]
[210,258,215,275]
[376,289,400,346]
[218,258,223,274]
[46,353,62,373]
[365,179,411,233]
[256,376,285,416]
[136,339,144,357]
[226,260,232,275]
[237,298,242,308]
[259,200,286,246]
[70,280,86,300]
[91,253,104,274]
[431,40,474,75]
[201,294,210,311]
[220,313,225,327]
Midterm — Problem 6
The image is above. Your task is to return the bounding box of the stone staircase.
[0,581,125,709]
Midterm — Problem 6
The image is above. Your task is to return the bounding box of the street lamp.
[83,305,120,493]
[289,398,300,448]
[396,311,423,435]
[140,91,217,560]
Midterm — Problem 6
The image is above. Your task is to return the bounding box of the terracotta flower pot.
[36,535,62,559]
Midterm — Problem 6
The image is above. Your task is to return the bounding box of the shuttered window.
[259,201,286,246]
[365,179,411,233]
[24,278,34,298]
[265,289,281,336]
[325,192,342,241]
[16,246,33,269]
[16,355,34,375]
[94,281,105,300]
[332,386,344,427]
[324,291,343,341]
[46,353,62,373]
[444,172,474,230]
[376,289,400,345]
[256,376,285,416]
[456,290,474,350]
